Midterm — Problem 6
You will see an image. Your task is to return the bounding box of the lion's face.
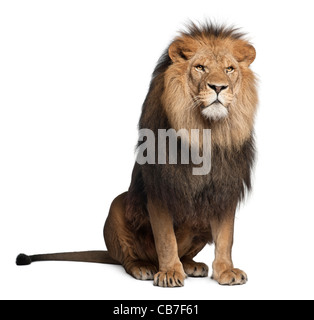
[187,47,242,121]
[167,36,256,122]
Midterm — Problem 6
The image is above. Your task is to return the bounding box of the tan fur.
[210,211,248,285]
[147,198,186,287]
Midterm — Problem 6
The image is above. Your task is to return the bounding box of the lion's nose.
[208,84,228,94]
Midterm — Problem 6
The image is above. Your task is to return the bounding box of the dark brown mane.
[184,21,245,40]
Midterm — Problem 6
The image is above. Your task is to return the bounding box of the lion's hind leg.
[124,259,158,281]
[181,258,209,277]
[178,233,209,278]
[104,193,159,282]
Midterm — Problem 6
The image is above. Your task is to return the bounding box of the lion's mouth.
[209,99,223,107]
[201,99,224,109]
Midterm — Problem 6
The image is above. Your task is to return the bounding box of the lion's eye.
[195,65,205,72]
[226,66,234,73]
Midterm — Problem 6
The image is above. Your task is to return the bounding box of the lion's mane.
[125,23,258,230]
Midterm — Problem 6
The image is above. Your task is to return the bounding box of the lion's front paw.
[153,271,186,288]
[212,268,248,286]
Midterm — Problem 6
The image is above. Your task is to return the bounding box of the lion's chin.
[201,103,228,121]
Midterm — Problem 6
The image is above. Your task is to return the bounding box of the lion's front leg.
[147,198,186,288]
[210,210,248,286]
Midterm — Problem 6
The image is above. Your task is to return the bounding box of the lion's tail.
[16,250,120,266]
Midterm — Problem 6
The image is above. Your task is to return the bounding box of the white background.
[1,0,314,300]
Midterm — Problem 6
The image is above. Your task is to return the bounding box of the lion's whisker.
[186,96,203,110]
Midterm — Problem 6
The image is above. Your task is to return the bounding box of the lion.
[17,22,258,287]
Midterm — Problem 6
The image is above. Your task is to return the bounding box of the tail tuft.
[16,254,32,266]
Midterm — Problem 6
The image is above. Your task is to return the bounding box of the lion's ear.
[233,40,256,66]
[168,37,199,63]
